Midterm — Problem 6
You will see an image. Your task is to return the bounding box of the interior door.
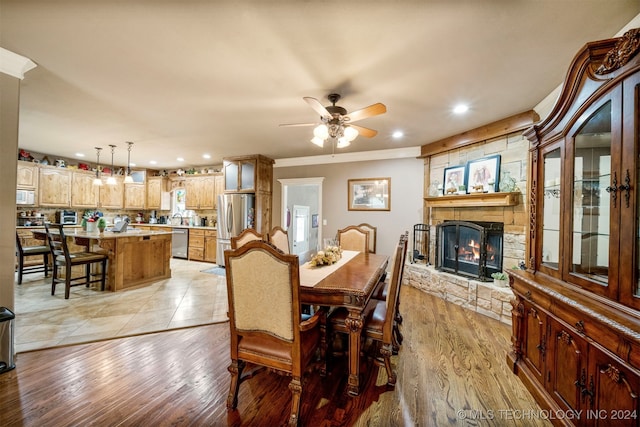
[292,205,310,256]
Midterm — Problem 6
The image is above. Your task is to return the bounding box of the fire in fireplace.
[435,220,504,281]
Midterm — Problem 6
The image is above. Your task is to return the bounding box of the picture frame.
[348,177,391,211]
[465,155,501,193]
[443,165,466,195]
[312,214,318,228]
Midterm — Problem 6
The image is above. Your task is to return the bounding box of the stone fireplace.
[436,220,503,281]
[403,113,536,325]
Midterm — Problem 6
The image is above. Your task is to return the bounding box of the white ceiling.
[2,1,639,170]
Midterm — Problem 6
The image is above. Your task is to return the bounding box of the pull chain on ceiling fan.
[280,93,386,148]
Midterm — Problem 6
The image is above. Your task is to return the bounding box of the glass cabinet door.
[569,101,612,290]
[541,147,562,271]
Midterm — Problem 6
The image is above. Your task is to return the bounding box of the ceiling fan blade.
[350,124,378,138]
[346,103,387,123]
[303,97,332,118]
[279,122,317,127]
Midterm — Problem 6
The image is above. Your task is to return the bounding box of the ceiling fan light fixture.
[313,124,329,139]
[336,137,351,148]
[311,136,325,147]
[343,126,358,141]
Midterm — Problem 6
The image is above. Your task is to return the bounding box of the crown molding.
[0,48,37,79]
[274,146,421,168]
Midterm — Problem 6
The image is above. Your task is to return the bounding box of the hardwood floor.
[0,285,549,426]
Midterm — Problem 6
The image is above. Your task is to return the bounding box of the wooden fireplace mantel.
[424,191,519,208]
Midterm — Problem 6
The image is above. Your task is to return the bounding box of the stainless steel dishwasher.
[172,228,188,259]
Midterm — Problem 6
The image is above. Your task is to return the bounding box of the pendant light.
[92,147,103,186]
[124,141,134,183]
[106,144,117,185]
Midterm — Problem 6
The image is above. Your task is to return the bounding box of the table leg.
[345,309,364,396]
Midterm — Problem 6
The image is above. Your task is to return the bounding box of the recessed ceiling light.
[149,160,157,165]
[177,157,184,162]
[75,153,85,157]
[453,104,469,114]
[392,130,404,139]
[202,154,211,159]
[130,163,136,167]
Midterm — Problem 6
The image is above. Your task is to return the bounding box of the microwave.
[16,189,35,205]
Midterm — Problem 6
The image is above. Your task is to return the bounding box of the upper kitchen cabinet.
[38,166,71,207]
[98,175,124,209]
[146,176,169,210]
[71,170,98,208]
[185,175,218,210]
[17,160,38,189]
[124,182,146,210]
[223,155,273,193]
[509,29,640,425]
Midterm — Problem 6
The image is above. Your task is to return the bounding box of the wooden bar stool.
[15,232,50,285]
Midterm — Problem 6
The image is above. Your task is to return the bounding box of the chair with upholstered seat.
[371,231,409,352]
[15,232,50,285]
[329,233,407,385]
[230,228,264,249]
[44,223,108,299]
[337,225,369,253]
[224,240,325,426]
[357,223,377,254]
[267,226,290,254]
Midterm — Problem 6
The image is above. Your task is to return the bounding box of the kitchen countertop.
[17,224,218,231]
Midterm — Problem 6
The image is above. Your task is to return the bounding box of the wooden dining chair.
[329,233,407,386]
[337,225,369,253]
[44,223,108,299]
[224,240,325,426]
[230,228,264,249]
[267,226,290,254]
[15,232,50,285]
[357,223,377,254]
[371,231,409,352]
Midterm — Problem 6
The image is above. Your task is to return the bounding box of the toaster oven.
[56,210,78,225]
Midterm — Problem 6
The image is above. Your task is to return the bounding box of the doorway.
[279,177,324,262]
[292,205,310,256]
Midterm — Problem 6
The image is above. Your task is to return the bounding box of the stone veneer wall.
[409,131,530,325]
[403,263,514,325]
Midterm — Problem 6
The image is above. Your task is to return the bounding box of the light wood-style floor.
[0,285,550,426]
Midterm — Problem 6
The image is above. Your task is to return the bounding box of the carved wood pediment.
[596,28,640,74]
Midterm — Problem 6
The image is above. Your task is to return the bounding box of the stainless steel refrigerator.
[216,193,255,266]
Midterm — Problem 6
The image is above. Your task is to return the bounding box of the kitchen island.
[32,227,173,292]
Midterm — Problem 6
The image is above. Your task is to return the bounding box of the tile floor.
[13,258,228,353]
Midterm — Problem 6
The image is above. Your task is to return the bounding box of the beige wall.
[273,157,424,257]
[0,73,20,310]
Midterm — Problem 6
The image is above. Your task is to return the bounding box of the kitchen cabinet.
[17,160,38,189]
[98,176,124,209]
[509,30,640,426]
[146,176,169,210]
[185,175,217,210]
[188,228,216,263]
[71,170,98,208]
[222,155,274,233]
[38,166,71,207]
[124,183,146,210]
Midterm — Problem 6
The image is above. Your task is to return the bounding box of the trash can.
[0,307,15,374]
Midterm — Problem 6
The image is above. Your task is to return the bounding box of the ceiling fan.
[280,93,387,148]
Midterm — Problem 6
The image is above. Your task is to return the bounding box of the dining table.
[299,250,389,396]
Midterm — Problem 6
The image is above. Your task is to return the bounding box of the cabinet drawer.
[204,230,217,237]
[189,248,204,261]
[189,236,204,248]
[190,229,204,236]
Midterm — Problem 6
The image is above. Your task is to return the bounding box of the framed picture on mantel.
[466,155,500,193]
[348,177,391,211]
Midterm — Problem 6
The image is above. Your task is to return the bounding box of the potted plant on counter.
[97,217,106,233]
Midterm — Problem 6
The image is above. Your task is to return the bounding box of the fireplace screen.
[436,221,504,281]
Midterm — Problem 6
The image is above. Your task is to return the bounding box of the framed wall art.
[466,154,501,193]
[348,177,391,211]
[443,165,466,195]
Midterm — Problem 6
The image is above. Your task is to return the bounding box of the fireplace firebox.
[435,220,503,281]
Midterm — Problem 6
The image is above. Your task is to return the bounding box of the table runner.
[299,250,359,287]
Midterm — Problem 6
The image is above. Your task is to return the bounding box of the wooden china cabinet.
[509,29,640,426]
